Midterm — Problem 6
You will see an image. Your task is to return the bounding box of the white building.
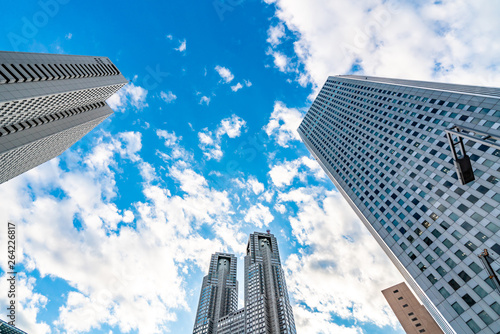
[0,51,127,184]
[298,75,500,334]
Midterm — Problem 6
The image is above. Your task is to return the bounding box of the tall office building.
[193,231,296,334]
[193,253,239,334]
[298,75,500,334]
[382,282,444,334]
[0,51,127,184]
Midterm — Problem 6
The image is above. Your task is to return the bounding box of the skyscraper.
[298,75,500,334]
[382,282,443,334]
[193,231,296,334]
[193,253,239,334]
[0,51,127,184]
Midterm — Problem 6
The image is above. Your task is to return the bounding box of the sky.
[0,0,499,333]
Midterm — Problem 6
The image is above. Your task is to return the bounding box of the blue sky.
[1,0,500,333]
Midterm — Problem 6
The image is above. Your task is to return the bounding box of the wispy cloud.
[160,91,177,103]
[199,96,210,105]
[198,114,247,160]
[264,101,304,147]
[215,65,234,83]
[231,82,243,92]
[175,39,187,52]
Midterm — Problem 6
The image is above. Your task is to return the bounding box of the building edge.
[298,129,457,334]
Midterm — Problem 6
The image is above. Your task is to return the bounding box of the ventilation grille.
[0,62,120,84]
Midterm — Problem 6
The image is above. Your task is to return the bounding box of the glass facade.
[298,75,500,334]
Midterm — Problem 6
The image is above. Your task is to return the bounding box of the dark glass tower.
[0,51,127,184]
[298,75,500,334]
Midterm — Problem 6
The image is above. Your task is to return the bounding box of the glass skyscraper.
[193,231,296,334]
[0,51,127,184]
[298,75,500,334]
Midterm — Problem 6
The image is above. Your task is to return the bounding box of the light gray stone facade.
[0,51,127,184]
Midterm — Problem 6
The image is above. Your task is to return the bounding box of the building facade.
[0,51,127,184]
[193,232,296,334]
[0,320,28,334]
[298,75,500,334]
[193,253,239,334]
[382,282,444,333]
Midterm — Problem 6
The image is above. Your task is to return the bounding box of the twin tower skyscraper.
[192,231,296,334]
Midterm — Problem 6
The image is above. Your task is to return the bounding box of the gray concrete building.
[298,75,500,334]
[193,232,296,334]
[383,282,444,333]
[0,51,127,184]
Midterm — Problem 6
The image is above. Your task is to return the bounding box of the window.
[469,262,482,274]
[445,258,457,269]
[436,266,447,277]
[491,302,500,316]
[448,279,460,290]
[438,287,450,298]
[393,289,399,293]
[451,302,464,315]
[458,271,472,282]
[473,285,487,298]
[462,294,476,307]
[478,310,494,325]
[455,250,467,260]
[466,319,481,334]
[427,274,437,284]
[402,304,408,308]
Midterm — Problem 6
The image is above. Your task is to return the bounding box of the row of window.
[0,61,119,84]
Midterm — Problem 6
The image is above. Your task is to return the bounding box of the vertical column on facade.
[261,239,281,334]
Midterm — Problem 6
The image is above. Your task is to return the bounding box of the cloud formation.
[198,114,247,160]
[264,101,304,147]
[107,83,148,112]
[160,90,177,103]
[263,0,500,91]
[215,65,235,83]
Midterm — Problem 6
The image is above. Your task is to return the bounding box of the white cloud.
[269,50,289,72]
[166,34,173,40]
[156,130,192,161]
[199,96,210,105]
[0,130,248,334]
[107,83,148,112]
[231,82,243,92]
[0,273,50,333]
[248,177,264,195]
[264,101,304,147]
[269,156,325,188]
[244,80,252,87]
[175,39,186,52]
[244,203,274,228]
[264,0,500,91]
[267,23,286,46]
[215,65,235,83]
[198,114,247,161]
[278,187,403,330]
[294,306,364,334]
[65,33,72,40]
[160,91,177,103]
